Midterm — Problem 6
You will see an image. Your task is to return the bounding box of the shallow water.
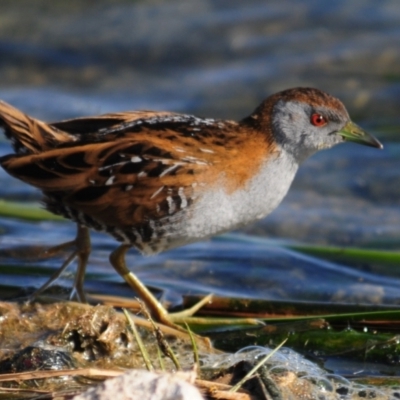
[0,1,399,326]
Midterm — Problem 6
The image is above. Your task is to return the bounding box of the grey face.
[272,99,349,163]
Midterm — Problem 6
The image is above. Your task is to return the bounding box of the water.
[0,1,399,318]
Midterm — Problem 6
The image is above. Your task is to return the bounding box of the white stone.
[72,370,203,400]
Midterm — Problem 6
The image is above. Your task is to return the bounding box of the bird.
[0,87,382,327]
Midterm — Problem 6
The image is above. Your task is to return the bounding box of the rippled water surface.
[0,0,399,308]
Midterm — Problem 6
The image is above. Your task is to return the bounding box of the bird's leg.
[69,225,91,302]
[109,244,170,324]
[109,244,212,328]
[30,225,91,302]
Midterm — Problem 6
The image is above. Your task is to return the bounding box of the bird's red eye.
[310,113,327,127]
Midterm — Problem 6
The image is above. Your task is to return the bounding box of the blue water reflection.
[0,0,399,306]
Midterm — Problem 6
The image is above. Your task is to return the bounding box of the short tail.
[0,100,75,154]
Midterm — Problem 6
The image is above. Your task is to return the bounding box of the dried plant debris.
[0,301,212,397]
[0,301,399,399]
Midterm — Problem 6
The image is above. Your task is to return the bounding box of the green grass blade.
[0,200,65,222]
[289,243,400,265]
